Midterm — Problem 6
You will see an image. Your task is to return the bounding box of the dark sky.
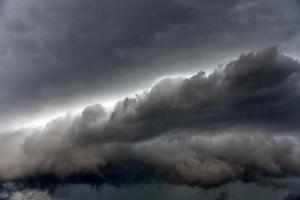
[0,0,300,130]
[2,1,300,197]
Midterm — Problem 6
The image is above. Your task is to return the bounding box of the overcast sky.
[0,0,299,130]
[2,2,300,197]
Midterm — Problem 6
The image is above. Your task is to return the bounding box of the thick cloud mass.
[0,0,299,130]
[1,48,300,187]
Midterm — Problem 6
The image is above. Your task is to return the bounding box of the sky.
[0,0,300,130]
[1,0,300,199]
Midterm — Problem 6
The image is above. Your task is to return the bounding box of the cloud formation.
[1,48,300,188]
[0,0,299,130]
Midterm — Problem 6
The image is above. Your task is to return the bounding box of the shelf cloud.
[1,47,300,187]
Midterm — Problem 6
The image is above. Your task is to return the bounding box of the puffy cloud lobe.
[105,47,300,142]
[1,48,300,187]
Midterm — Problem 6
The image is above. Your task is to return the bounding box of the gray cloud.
[0,48,300,188]
[0,0,299,130]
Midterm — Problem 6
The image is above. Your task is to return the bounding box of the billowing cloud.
[0,48,300,188]
[0,0,299,130]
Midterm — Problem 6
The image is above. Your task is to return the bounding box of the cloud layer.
[0,0,299,130]
[1,48,300,188]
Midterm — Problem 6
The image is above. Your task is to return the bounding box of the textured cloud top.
[1,48,300,187]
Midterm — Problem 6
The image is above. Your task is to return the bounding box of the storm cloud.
[0,48,300,187]
[0,0,299,130]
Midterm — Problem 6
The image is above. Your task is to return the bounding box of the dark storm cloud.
[97,47,300,142]
[0,0,299,130]
[0,48,300,187]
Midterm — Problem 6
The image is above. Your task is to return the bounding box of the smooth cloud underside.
[1,47,300,187]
